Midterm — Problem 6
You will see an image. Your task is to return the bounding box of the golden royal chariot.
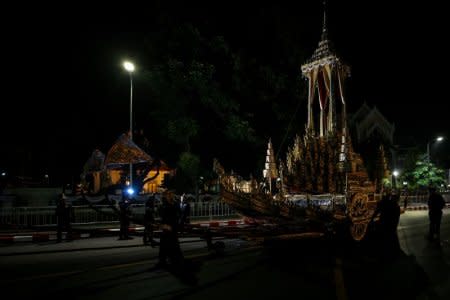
[212,13,390,241]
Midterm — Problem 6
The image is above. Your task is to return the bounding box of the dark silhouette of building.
[349,102,395,181]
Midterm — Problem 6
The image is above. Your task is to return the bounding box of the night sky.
[2,1,449,186]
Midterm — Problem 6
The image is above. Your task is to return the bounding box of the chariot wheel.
[350,222,368,241]
[348,193,371,241]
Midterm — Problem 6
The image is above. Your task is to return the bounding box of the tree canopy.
[128,14,311,190]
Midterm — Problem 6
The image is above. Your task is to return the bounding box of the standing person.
[65,201,75,241]
[155,190,183,269]
[401,188,409,210]
[118,198,133,240]
[56,193,69,242]
[179,193,191,233]
[427,186,445,241]
[143,194,156,246]
[371,191,401,259]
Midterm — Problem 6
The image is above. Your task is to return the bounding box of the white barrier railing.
[3,194,446,226]
[0,201,238,226]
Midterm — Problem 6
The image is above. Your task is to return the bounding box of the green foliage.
[178,152,200,180]
[131,14,311,186]
[225,114,257,142]
[402,161,446,189]
[382,177,392,189]
[167,118,199,151]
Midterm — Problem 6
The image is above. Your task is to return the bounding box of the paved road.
[0,211,448,300]
[341,210,449,300]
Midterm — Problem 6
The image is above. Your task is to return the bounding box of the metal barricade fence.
[401,194,430,208]
[2,193,447,226]
[0,201,238,226]
[400,193,450,208]
[0,205,122,226]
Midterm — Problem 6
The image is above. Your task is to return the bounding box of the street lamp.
[427,136,444,163]
[392,170,399,189]
[123,61,135,187]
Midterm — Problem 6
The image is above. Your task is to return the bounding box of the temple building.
[349,102,396,181]
[349,102,395,147]
[82,133,173,195]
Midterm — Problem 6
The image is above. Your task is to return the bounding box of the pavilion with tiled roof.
[83,133,173,194]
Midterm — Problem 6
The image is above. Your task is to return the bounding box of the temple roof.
[105,133,153,168]
[350,102,372,124]
[351,105,395,145]
[83,149,105,173]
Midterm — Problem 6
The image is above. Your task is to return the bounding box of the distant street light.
[427,136,444,163]
[123,61,135,188]
[392,170,399,189]
[126,187,135,196]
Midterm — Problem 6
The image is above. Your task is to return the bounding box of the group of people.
[117,190,191,246]
[142,191,191,246]
[370,186,446,259]
[151,190,196,285]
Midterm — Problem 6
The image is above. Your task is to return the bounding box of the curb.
[0,219,247,243]
[0,232,91,243]
[192,219,247,228]
[405,206,428,211]
[98,219,248,233]
[404,203,450,211]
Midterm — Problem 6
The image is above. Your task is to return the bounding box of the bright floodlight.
[403,181,408,186]
[393,170,399,177]
[123,61,135,72]
[127,187,135,195]
[436,136,444,142]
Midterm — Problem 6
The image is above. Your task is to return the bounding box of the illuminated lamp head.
[126,187,135,197]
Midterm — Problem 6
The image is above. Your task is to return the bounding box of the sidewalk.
[403,202,450,211]
[0,218,248,244]
[0,235,216,256]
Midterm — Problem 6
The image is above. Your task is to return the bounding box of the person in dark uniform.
[56,193,72,242]
[427,186,445,241]
[155,190,183,268]
[179,193,191,233]
[401,188,409,210]
[143,194,156,246]
[154,190,198,285]
[65,201,74,241]
[118,197,133,240]
[371,191,401,259]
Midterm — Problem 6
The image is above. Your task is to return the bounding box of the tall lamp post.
[427,136,444,163]
[123,61,135,189]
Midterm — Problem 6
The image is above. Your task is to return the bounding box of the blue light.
[127,188,135,195]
